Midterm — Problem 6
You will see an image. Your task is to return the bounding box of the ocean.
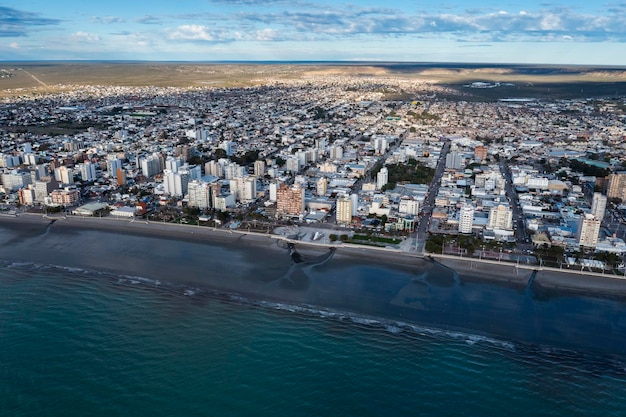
[2,260,626,417]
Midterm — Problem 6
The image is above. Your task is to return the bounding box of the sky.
[1,0,626,65]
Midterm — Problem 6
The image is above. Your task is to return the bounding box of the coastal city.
[2,74,626,274]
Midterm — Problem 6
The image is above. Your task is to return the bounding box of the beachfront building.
[17,186,36,205]
[336,194,353,226]
[276,183,305,219]
[577,214,601,248]
[458,205,474,234]
[50,188,80,206]
[591,192,607,222]
[607,172,626,201]
[487,205,513,230]
[188,180,219,210]
[1,170,32,191]
[230,177,257,204]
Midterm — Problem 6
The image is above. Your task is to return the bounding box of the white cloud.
[168,25,216,41]
[71,32,101,42]
[9,42,19,49]
[255,28,280,41]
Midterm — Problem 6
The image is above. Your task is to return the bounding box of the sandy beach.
[3,213,626,355]
[3,214,626,299]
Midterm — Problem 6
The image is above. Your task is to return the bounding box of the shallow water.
[1,262,626,417]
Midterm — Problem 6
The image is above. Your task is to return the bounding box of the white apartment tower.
[230,177,257,204]
[254,160,266,177]
[577,214,601,248]
[163,169,189,197]
[458,205,475,234]
[79,162,97,182]
[376,167,388,190]
[140,153,164,178]
[591,192,607,222]
[336,195,353,225]
[316,177,327,197]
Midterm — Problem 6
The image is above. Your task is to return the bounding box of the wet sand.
[3,214,626,356]
[3,214,626,298]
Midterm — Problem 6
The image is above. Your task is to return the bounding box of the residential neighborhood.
[2,76,626,272]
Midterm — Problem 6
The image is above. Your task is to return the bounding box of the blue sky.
[1,1,625,64]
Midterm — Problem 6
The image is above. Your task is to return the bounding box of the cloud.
[137,15,163,25]
[71,31,101,42]
[91,16,125,24]
[226,6,626,42]
[168,25,225,42]
[0,6,61,37]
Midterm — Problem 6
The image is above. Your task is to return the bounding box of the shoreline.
[4,214,626,356]
[3,214,626,298]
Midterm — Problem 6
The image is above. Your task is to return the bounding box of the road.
[414,140,451,253]
[499,157,528,246]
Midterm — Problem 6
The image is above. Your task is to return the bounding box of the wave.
[3,259,625,373]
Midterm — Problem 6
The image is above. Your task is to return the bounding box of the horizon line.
[2,60,626,69]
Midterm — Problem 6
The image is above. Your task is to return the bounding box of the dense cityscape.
[2,73,626,274]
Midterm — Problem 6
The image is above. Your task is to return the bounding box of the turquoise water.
[2,262,626,417]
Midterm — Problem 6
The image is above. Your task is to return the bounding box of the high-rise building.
[316,177,327,197]
[591,192,607,222]
[1,170,32,191]
[376,167,388,190]
[54,166,74,186]
[285,157,301,173]
[224,162,245,180]
[446,151,464,170]
[458,205,474,234]
[79,162,97,182]
[50,188,80,206]
[577,214,601,248]
[399,197,420,215]
[230,177,257,203]
[269,182,278,202]
[276,184,305,218]
[329,146,343,159]
[487,205,513,230]
[607,172,626,201]
[163,169,189,197]
[188,180,219,210]
[140,153,164,178]
[165,156,184,173]
[254,160,266,177]
[336,195,353,225]
[18,186,36,205]
[34,177,57,202]
[205,160,224,178]
[106,158,122,179]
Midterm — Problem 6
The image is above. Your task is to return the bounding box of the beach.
[2,214,626,356]
[3,214,626,298]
